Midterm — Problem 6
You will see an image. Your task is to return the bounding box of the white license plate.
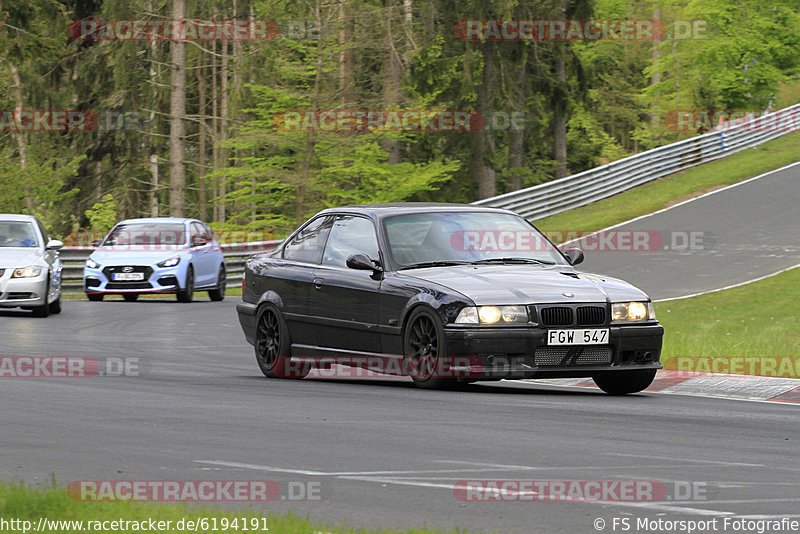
[547,328,609,346]
[113,272,144,281]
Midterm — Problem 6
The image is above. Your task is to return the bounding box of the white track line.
[603,452,763,468]
[560,160,800,245]
[655,262,800,302]
[555,160,800,300]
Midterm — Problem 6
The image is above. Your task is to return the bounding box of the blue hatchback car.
[83,218,226,302]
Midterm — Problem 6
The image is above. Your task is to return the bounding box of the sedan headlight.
[611,301,656,322]
[157,256,181,268]
[455,305,528,325]
[85,258,100,269]
[12,266,42,278]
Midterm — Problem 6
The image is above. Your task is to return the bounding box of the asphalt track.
[2,300,800,533]
[571,162,800,301]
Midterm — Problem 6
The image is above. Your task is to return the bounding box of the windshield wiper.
[470,257,555,265]
[399,260,472,270]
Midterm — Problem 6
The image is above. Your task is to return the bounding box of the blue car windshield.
[103,223,187,246]
[0,222,39,248]
[383,211,567,268]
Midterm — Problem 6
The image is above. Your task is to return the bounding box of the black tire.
[208,265,226,301]
[177,266,194,303]
[123,293,139,302]
[403,307,455,389]
[31,278,51,318]
[48,297,62,314]
[254,305,308,379]
[86,293,104,302]
[593,369,657,395]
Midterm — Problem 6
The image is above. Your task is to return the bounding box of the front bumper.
[0,269,48,307]
[444,323,663,379]
[84,264,181,294]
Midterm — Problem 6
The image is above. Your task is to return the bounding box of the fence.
[59,240,281,293]
[473,104,800,220]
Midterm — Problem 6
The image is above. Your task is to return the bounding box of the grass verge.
[535,130,800,240]
[62,287,243,301]
[656,267,800,378]
[0,481,454,534]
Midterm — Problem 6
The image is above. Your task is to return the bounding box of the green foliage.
[84,193,117,232]
[0,153,83,233]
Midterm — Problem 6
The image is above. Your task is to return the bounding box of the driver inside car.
[3,225,37,247]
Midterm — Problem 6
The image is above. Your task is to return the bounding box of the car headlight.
[455,305,528,324]
[611,301,656,322]
[157,256,181,268]
[85,258,100,269]
[12,266,42,278]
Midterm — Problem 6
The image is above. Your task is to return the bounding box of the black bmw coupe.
[237,203,663,394]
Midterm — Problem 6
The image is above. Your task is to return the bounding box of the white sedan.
[0,214,64,317]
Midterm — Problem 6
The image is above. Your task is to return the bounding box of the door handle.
[313,277,324,289]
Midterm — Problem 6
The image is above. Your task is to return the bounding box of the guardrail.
[473,104,800,220]
[59,240,281,293]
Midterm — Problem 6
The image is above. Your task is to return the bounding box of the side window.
[322,216,379,268]
[201,223,214,242]
[190,222,204,245]
[36,219,49,245]
[283,216,333,264]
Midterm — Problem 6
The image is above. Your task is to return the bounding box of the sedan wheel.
[255,306,308,379]
[176,266,194,303]
[404,308,454,389]
[31,277,50,318]
[48,297,62,314]
[87,293,103,302]
[592,369,657,395]
[208,265,226,301]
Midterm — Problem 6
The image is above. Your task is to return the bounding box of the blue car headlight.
[85,258,100,269]
[157,256,181,268]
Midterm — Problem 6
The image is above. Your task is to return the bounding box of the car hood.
[400,264,650,305]
[90,245,185,265]
[0,249,43,269]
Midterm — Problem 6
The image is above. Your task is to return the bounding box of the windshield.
[0,221,39,248]
[383,211,566,268]
[103,223,187,246]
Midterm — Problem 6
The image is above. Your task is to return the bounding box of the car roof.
[315,202,514,220]
[0,214,39,222]
[114,217,197,225]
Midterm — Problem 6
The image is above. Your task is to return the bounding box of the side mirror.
[46,240,64,251]
[191,236,207,247]
[562,247,584,266]
[91,239,101,248]
[346,253,381,271]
